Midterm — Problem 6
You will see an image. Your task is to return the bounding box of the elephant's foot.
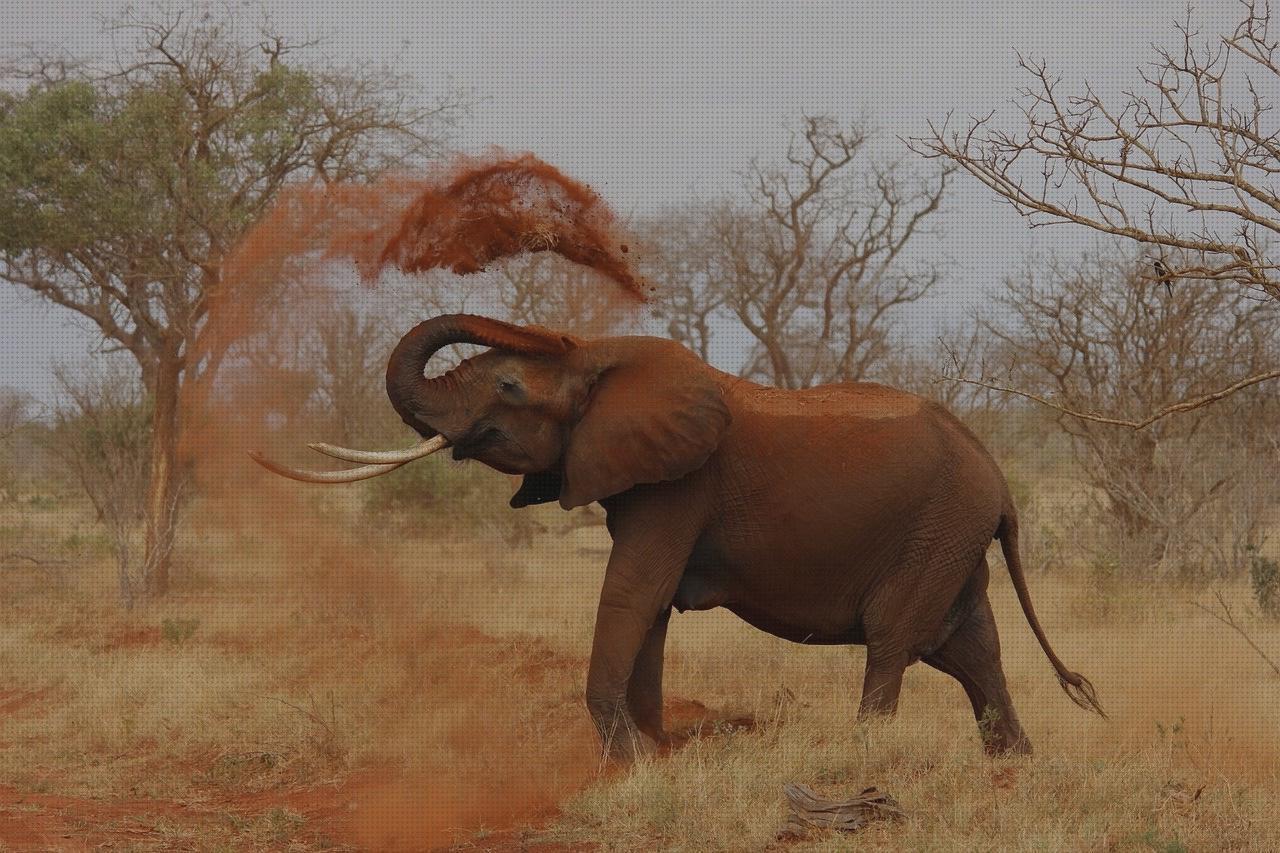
[599,726,659,764]
[589,697,658,764]
[630,707,670,748]
[978,705,1032,756]
[980,726,1032,756]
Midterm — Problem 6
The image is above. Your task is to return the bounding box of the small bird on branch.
[1151,258,1175,296]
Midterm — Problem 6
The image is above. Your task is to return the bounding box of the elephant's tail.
[997,514,1106,718]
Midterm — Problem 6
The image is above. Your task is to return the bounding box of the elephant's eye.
[498,378,520,394]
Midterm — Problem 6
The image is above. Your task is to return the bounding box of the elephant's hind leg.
[922,594,1030,755]
[856,589,913,719]
[858,649,909,718]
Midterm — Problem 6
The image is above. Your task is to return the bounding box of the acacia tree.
[913,2,1280,413]
[655,115,950,389]
[0,7,465,596]
[982,249,1280,573]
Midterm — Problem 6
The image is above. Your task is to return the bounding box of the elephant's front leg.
[626,606,671,744]
[586,505,694,763]
[586,581,683,763]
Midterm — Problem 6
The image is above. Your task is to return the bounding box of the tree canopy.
[0,7,467,598]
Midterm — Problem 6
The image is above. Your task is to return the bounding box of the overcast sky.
[2,1,1242,402]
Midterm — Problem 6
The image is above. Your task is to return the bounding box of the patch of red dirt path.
[0,691,747,850]
[0,771,585,851]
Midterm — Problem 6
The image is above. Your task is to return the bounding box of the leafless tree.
[312,307,391,446]
[495,254,640,337]
[977,249,1280,575]
[46,365,156,607]
[882,323,999,412]
[912,2,1280,415]
[675,116,950,389]
[0,388,33,502]
[915,2,1280,297]
[642,208,728,363]
[0,388,30,443]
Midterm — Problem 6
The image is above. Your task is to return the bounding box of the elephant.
[254,313,1104,760]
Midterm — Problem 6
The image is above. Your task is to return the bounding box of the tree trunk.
[143,354,182,597]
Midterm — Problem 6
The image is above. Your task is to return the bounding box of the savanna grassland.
[4,3,1280,851]
[1,454,1278,853]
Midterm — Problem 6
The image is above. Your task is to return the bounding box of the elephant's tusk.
[249,450,407,484]
[307,434,450,465]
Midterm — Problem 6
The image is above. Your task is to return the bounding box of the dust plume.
[186,148,648,508]
[197,150,645,363]
[176,152,647,846]
[368,152,648,299]
[1083,607,1280,782]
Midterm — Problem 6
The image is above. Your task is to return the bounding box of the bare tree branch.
[653,115,950,388]
[910,2,1280,301]
[945,366,1280,429]
[1193,590,1280,677]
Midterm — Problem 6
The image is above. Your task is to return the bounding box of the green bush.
[59,531,112,557]
[1248,546,1280,620]
[161,618,199,645]
[362,459,513,537]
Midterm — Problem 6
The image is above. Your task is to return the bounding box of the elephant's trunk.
[386,313,573,431]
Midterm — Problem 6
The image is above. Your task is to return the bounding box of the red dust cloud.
[197,150,646,371]
[187,149,648,507]
[371,153,648,299]
[176,152,647,848]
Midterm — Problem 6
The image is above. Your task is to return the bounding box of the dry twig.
[776,783,904,840]
[1192,591,1280,677]
[944,368,1280,430]
[910,3,1280,299]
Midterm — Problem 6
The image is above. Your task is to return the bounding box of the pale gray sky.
[2,1,1242,402]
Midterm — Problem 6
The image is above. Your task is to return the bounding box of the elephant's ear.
[510,470,563,508]
[559,346,731,509]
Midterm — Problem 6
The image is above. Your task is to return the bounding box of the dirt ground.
[1,494,1278,851]
[0,698,739,851]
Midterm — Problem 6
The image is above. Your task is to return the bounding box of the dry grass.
[0,492,1277,850]
[549,581,1280,851]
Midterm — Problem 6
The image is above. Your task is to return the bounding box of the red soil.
[0,774,576,852]
[0,694,752,851]
[102,626,163,651]
[0,689,54,716]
